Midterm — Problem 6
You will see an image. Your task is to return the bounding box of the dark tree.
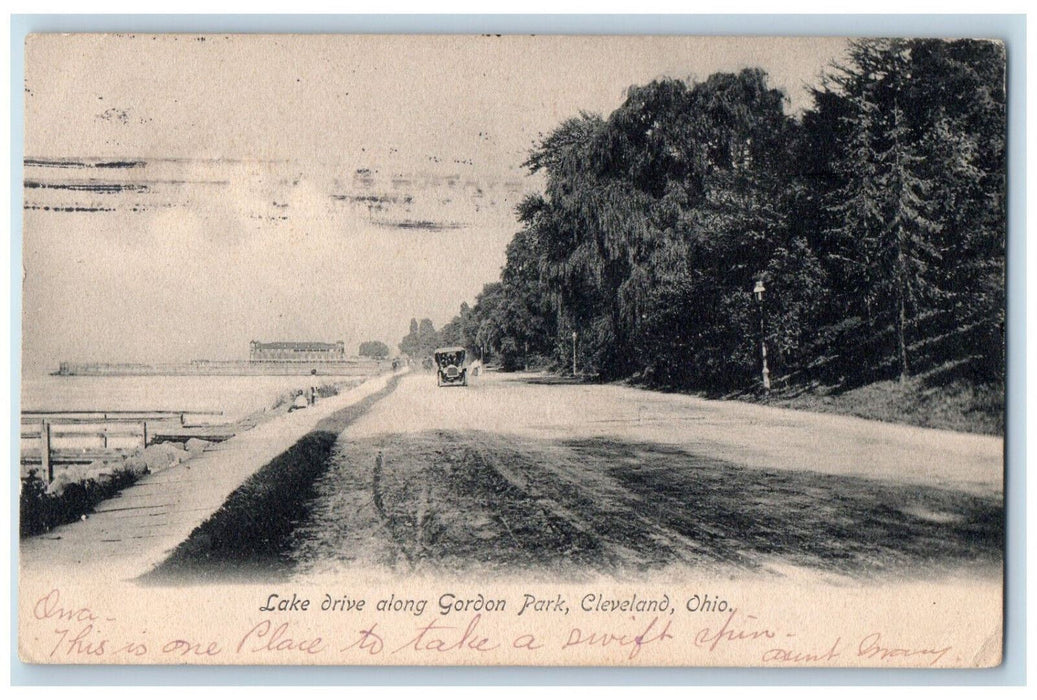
[398,318,441,358]
[358,340,390,359]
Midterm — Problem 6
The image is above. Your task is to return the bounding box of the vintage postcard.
[18,34,1005,667]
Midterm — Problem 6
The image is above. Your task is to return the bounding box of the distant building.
[249,340,346,363]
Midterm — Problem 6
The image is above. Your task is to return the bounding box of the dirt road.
[286,371,1002,582]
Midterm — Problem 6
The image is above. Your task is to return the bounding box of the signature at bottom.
[856,632,952,666]
[762,632,952,666]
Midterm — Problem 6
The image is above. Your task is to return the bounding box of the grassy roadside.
[521,366,1003,436]
[736,376,1004,436]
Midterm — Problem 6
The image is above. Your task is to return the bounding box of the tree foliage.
[432,39,1005,395]
[398,317,442,358]
[358,340,390,359]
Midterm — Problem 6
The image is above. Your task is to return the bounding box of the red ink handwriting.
[114,640,149,657]
[694,611,776,652]
[562,616,673,660]
[512,633,544,650]
[33,589,98,624]
[237,620,325,655]
[393,614,501,654]
[341,624,385,655]
[162,638,222,657]
[49,625,107,658]
[857,632,952,666]
[762,637,842,663]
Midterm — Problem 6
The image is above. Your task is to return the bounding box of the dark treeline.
[434,39,1006,396]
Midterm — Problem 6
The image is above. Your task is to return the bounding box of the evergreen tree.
[826,39,943,382]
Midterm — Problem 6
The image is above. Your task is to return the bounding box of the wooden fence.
[20,410,227,482]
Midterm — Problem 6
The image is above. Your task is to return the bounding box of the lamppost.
[753,280,771,393]
[572,331,578,376]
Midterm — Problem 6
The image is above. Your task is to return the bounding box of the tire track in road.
[334,429,744,577]
[466,431,752,575]
[461,432,596,568]
[289,426,1002,580]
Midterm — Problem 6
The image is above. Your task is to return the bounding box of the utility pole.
[754,280,771,393]
[572,331,578,376]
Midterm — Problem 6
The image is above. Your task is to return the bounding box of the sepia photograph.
[16,31,1006,667]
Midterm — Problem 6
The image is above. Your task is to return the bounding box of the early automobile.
[433,346,469,387]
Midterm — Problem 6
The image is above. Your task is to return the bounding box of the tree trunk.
[896,256,910,383]
[892,99,911,384]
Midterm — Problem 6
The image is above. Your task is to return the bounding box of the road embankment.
[20,371,404,582]
[141,373,403,583]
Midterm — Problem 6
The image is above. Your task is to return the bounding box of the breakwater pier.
[55,358,384,376]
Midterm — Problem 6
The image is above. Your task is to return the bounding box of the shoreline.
[18,377,366,537]
[19,371,404,580]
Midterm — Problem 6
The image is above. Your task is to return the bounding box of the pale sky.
[22,34,849,373]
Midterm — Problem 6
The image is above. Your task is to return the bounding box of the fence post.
[142,420,149,448]
[40,421,52,483]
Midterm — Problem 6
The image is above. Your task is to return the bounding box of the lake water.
[18,372,374,474]
[20,372,372,423]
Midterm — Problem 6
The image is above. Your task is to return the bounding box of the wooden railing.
[20,410,225,481]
